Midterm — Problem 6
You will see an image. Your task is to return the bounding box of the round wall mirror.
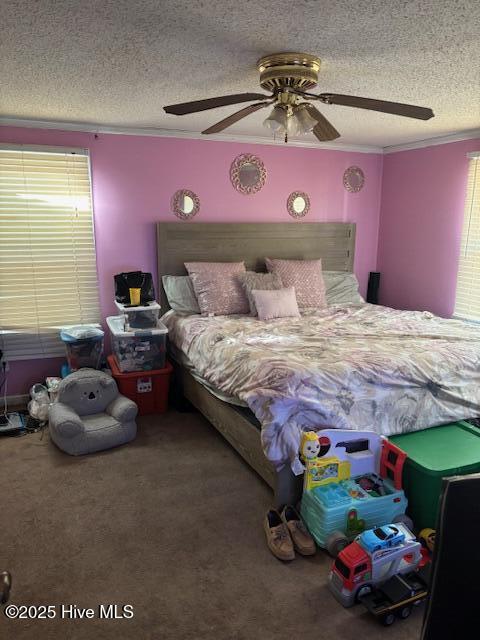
[343,166,365,193]
[171,189,200,220]
[230,154,267,195]
[287,191,310,218]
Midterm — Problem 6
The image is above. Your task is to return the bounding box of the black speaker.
[366,271,380,304]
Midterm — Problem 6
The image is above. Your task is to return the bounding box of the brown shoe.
[281,506,316,556]
[264,509,295,561]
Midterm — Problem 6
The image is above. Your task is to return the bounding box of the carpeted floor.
[1,410,422,639]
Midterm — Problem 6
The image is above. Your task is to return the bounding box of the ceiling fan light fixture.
[263,105,288,132]
[294,104,318,134]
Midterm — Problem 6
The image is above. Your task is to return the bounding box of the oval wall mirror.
[230,154,267,195]
[343,166,365,193]
[287,191,310,218]
[171,189,200,220]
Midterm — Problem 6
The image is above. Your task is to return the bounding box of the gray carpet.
[1,410,422,639]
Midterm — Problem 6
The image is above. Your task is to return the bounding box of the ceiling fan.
[164,52,434,143]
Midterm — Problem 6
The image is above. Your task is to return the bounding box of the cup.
[129,288,141,306]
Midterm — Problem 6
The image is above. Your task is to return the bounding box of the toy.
[301,431,351,491]
[418,527,436,553]
[300,429,410,556]
[359,525,405,553]
[328,522,422,607]
[300,431,321,461]
[358,564,430,626]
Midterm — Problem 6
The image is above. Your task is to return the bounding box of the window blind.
[454,153,480,321]
[0,145,100,359]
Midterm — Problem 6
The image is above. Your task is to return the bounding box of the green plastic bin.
[390,421,480,530]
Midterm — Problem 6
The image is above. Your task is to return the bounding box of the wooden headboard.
[156,222,356,311]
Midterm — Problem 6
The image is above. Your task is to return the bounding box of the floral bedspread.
[163,305,480,472]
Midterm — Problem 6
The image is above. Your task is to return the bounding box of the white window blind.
[0,145,100,359]
[454,153,480,321]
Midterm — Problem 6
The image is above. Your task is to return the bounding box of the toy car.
[328,523,422,608]
[359,525,405,553]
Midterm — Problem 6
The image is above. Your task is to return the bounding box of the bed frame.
[156,222,356,507]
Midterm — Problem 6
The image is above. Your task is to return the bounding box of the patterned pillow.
[265,258,327,309]
[184,262,249,316]
[252,287,300,321]
[239,271,283,315]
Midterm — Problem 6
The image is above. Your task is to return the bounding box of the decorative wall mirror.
[287,191,310,218]
[171,189,200,220]
[343,166,365,193]
[230,153,267,195]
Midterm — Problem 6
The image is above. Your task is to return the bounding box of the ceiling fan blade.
[202,102,272,134]
[318,93,434,120]
[164,93,270,116]
[303,104,340,141]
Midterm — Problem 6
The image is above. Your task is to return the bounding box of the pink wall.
[377,138,480,317]
[0,126,383,395]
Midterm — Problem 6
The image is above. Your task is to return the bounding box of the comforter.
[164,305,480,472]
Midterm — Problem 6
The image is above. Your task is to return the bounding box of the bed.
[156,222,480,506]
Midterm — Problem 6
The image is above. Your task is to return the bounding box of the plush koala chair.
[48,369,138,455]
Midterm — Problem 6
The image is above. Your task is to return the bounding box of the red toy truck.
[328,523,422,607]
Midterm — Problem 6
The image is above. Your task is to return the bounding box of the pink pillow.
[265,258,327,309]
[184,262,249,316]
[252,287,300,321]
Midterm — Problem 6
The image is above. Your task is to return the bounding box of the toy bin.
[107,355,172,416]
[106,315,167,373]
[114,300,160,329]
[390,421,480,530]
[60,325,104,371]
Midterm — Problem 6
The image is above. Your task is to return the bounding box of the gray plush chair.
[48,369,137,455]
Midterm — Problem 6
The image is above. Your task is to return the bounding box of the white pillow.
[252,287,300,321]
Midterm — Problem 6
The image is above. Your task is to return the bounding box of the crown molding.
[2,116,479,155]
[384,128,480,154]
[0,116,382,154]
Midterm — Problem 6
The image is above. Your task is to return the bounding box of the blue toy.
[300,429,411,557]
[358,524,405,553]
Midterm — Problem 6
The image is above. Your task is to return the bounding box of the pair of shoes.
[264,506,316,561]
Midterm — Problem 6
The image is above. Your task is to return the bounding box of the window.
[0,145,100,359]
[334,557,350,579]
[455,152,480,321]
[354,563,368,575]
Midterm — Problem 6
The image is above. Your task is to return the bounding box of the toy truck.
[358,563,430,626]
[300,429,410,556]
[328,522,423,607]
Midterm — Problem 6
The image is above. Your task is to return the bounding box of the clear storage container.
[106,315,168,373]
[114,300,160,329]
[60,325,104,371]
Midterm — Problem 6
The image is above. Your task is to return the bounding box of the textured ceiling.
[1,0,479,148]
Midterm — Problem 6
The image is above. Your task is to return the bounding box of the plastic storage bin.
[106,315,167,373]
[108,355,172,416]
[114,300,161,329]
[390,421,480,530]
[60,325,104,371]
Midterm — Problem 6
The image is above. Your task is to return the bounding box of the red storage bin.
[108,355,172,416]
